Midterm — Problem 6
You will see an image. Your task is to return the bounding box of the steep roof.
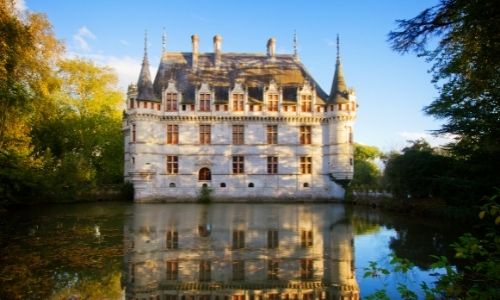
[152,52,329,104]
[328,36,350,104]
[136,34,158,102]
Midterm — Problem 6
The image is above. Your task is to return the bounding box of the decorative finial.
[336,34,340,61]
[293,30,298,58]
[144,29,148,58]
[162,27,166,53]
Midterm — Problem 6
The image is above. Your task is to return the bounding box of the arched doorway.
[199,167,211,181]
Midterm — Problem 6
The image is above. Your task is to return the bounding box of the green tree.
[351,143,382,190]
[388,0,500,201]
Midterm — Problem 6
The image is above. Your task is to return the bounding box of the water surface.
[0,202,460,299]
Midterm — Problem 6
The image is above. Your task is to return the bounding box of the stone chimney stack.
[267,38,276,58]
[213,34,222,67]
[191,34,199,70]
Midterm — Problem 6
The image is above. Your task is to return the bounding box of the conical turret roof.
[328,35,349,104]
[136,31,158,102]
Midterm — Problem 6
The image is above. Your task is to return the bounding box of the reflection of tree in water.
[0,204,126,299]
[350,206,461,269]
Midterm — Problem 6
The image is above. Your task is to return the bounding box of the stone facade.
[124,34,357,202]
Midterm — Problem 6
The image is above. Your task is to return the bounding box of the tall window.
[166,125,178,144]
[129,99,134,109]
[348,127,353,144]
[301,95,312,112]
[166,230,178,249]
[199,93,211,111]
[166,156,178,174]
[300,157,312,174]
[166,93,178,111]
[232,125,244,145]
[267,156,278,174]
[300,126,312,144]
[232,156,244,174]
[267,260,279,280]
[267,125,278,144]
[232,230,245,249]
[166,261,178,280]
[300,259,314,280]
[199,125,211,144]
[131,124,136,143]
[199,260,211,281]
[267,93,278,111]
[232,260,245,281]
[232,93,244,111]
[301,230,313,247]
[267,229,278,248]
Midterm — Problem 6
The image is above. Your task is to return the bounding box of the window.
[232,93,244,111]
[130,99,134,109]
[232,260,245,281]
[300,156,312,174]
[131,124,136,143]
[199,260,211,281]
[267,125,278,144]
[303,182,309,188]
[300,259,314,280]
[267,93,278,111]
[165,93,177,111]
[166,261,178,280]
[301,230,313,247]
[348,127,353,144]
[199,125,211,144]
[267,156,278,174]
[199,168,211,181]
[232,156,244,174]
[301,95,312,112]
[300,126,312,144]
[248,182,254,188]
[199,93,211,111]
[143,101,147,108]
[232,230,245,249]
[169,183,176,188]
[267,230,278,248]
[166,230,178,249]
[220,182,226,188]
[232,125,244,145]
[267,260,279,280]
[166,124,178,144]
[166,156,178,174]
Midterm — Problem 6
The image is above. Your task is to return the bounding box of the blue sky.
[24,0,451,151]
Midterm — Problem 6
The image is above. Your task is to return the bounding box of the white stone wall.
[124,90,356,202]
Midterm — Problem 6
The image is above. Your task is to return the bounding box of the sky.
[23,0,452,151]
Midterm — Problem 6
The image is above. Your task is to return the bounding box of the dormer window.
[166,93,178,111]
[232,93,244,111]
[199,93,211,111]
[300,95,312,112]
[267,94,278,112]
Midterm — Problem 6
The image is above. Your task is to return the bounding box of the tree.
[351,143,382,190]
[388,0,500,201]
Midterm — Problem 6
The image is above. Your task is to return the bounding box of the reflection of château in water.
[123,204,359,300]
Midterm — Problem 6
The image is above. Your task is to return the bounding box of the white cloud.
[398,131,457,147]
[73,26,96,52]
[13,0,27,13]
[78,26,96,40]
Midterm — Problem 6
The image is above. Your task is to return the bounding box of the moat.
[0,202,461,299]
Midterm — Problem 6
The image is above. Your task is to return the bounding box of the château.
[124,34,357,202]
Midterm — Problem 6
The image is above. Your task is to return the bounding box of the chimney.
[267,38,276,58]
[213,34,222,67]
[191,34,199,70]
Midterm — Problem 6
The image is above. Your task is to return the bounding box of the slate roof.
[150,52,329,104]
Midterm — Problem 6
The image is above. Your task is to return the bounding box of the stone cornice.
[126,113,355,123]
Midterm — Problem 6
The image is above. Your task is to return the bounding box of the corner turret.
[136,30,157,102]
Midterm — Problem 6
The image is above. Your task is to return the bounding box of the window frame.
[232,125,244,145]
[267,125,278,144]
[199,124,211,144]
[299,125,312,145]
[166,92,178,111]
[166,156,178,174]
[300,156,312,174]
[267,156,278,174]
[199,93,211,112]
[232,156,245,174]
[166,124,179,144]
